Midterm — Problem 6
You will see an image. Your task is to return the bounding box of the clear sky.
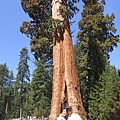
[0,0,120,76]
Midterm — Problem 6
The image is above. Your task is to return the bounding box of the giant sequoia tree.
[20,0,86,120]
[49,0,86,120]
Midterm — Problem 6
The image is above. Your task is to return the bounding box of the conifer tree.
[6,71,15,119]
[76,0,119,117]
[26,60,52,117]
[0,64,9,120]
[0,64,15,120]
[88,62,120,120]
[20,0,53,62]
[14,47,30,120]
[4,71,14,120]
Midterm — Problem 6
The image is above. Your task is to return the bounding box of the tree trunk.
[49,0,87,120]
[63,19,86,120]
[20,103,22,120]
[0,85,2,120]
[4,100,8,120]
[0,85,2,101]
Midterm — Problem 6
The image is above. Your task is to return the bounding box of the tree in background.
[6,71,16,119]
[25,60,52,118]
[0,64,14,120]
[88,62,120,120]
[14,47,30,120]
[0,64,9,120]
[75,0,119,118]
[4,71,15,120]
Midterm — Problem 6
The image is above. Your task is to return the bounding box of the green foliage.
[20,0,52,38]
[20,0,81,61]
[88,62,120,120]
[0,64,15,120]
[78,0,119,55]
[76,0,119,116]
[0,64,9,119]
[20,0,52,61]
[58,0,80,19]
[14,47,30,118]
[25,60,52,117]
[74,44,120,119]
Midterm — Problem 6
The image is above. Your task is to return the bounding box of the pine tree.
[88,62,120,120]
[0,64,9,120]
[6,71,15,119]
[0,64,15,120]
[26,60,52,118]
[4,71,15,120]
[14,47,30,120]
[76,0,119,117]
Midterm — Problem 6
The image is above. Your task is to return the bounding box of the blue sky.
[0,0,120,76]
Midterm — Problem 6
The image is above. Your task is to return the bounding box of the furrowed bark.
[49,0,87,120]
[49,1,65,119]
[63,18,86,120]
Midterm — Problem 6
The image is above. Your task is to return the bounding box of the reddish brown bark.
[49,35,64,119]
[63,20,87,120]
[49,0,87,120]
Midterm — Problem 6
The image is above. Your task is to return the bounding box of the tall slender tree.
[76,0,119,118]
[6,71,15,119]
[0,64,9,120]
[0,64,15,120]
[4,71,14,120]
[14,47,30,120]
[27,60,52,117]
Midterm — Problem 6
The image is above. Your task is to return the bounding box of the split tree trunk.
[49,0,87,120]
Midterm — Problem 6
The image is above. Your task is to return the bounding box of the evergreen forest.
[0,0,120,120]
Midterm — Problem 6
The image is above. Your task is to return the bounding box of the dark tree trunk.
[0,85,3,120]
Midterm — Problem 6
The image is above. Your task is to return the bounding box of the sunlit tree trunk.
[49,1,65,119]
[20,102,22,120]
[63,18,87,120]
[49,0,87,120]
[4,100,8,120]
